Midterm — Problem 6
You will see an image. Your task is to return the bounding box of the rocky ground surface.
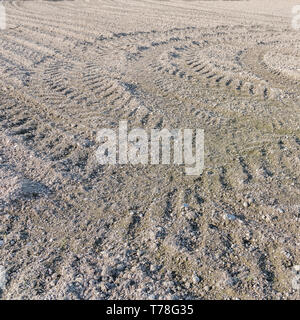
[0,0,299,299]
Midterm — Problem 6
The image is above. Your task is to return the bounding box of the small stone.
[224,213,237,221]
[243,201,249,208]
[186,210,196,219]
[150,265,157,272]
[0,240,3,247]
[248,197,254,204]
[0,266,6,290]
[192,274,200,283]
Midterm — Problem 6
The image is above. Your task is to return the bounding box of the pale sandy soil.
[0,0,299,299]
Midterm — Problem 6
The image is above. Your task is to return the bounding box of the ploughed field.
[0,0,299,299]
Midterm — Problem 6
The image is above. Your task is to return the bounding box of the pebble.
[186,210,196,219]
[224,213,237,221]
[192,274,200,284]
[243,201,249,208]
[150,264,158,272]
[0,266,6,289]
[248,197,254,204]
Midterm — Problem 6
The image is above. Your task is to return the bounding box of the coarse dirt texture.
[0,0,299,300]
